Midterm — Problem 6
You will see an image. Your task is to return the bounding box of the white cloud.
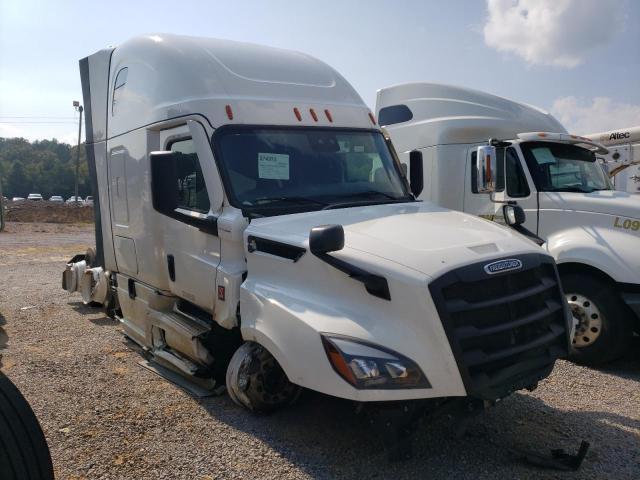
[484,0,622,67]
[551,96,640,134]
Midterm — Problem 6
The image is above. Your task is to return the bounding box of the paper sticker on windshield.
[532,147,556,165]
[258,153,289,180]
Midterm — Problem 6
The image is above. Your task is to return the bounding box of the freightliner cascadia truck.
[377,83,640,365]
[63,36,570,437]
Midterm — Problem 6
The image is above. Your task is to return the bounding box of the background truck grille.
[428,253,569,399]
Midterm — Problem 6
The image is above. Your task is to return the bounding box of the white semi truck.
[63,36,570,432]
[584,126,640,194]
[377,83,640,365]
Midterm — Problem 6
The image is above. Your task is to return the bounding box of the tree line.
[0,137,91,199]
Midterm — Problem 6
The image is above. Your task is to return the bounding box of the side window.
[471,150,505,193]
[505,147,530,197]
[169,138,210,213]
[378,104,413,126]
[112,67,128,116]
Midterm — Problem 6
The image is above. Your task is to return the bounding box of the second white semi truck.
[584,126,640,194]
[62,35,570,445]
[377,83,640,365]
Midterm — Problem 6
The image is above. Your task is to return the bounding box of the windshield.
[520,141,612,193]
[213,127,412,216]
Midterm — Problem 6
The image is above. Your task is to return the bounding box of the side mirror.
[409,150,423,197]
[476,145,497,193]
[150,151,179,214]
[503,204,526,226]
[309,224,345,254]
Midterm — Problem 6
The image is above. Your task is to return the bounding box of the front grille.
[429,253,569,399]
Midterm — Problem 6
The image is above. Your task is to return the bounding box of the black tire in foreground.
[563,273,634,366]
[0,372,54,480]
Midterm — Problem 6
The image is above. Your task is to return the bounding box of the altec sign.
[609,132,631,141]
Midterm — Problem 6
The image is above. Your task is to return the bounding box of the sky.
[1,0,639,144]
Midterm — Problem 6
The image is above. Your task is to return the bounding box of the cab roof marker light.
[309,108,318,122]
[293,107,302,121]
[225,104,233,120]
[538,132,548,137]
[324,109,333,123]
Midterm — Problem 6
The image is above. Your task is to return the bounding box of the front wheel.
[225,342,301,413]
[563,273,633,365]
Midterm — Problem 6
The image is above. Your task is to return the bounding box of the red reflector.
[309,108,318,122]
[293,107,302,121]
[217,285,225,301]
[324,109,333,122]
[225,105,233,120]
[368,112,376,125]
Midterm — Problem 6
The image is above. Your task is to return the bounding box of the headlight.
[321,335,430,389]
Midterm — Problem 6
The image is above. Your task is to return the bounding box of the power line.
[0,116,77,119]
[0,121,78,125]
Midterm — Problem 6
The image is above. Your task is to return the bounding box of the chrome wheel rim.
[566,293,603,348]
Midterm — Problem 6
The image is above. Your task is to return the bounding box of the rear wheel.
[563,273,633,365]
[226,342,300,413]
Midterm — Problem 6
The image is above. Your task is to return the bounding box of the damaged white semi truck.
[63,35,570,437]
[377,83,640,366]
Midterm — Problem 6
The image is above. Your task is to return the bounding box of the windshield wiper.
[322,190,411,210]
[250,196,328,207]
[341,190,408,201]
[546,187,595,193]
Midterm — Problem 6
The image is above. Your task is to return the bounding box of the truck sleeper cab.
[63,35,569,416]
[377,83,640,365]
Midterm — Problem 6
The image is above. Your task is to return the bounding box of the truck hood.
[541,190,640,220]
[246,202,543,279]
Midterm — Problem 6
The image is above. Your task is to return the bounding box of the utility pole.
[73,101,83,204]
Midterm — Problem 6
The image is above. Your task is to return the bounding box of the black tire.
[0,372,54,480]
[563,273,633,365]
[226,342,300,413]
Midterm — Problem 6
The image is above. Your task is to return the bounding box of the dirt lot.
[4,202,94,223]
[0,222,638,479]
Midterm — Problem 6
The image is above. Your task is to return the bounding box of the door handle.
[167,254,175,281]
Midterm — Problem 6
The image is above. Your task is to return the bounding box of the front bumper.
[621,292,640,319]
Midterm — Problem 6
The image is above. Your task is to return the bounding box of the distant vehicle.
[66,196,84,204]
[27,193,44,201]
[49,195,64,203]
[84,196,94,206]
[12,197,25,202]
[584,126,640,194]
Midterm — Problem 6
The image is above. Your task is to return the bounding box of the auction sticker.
[258,153,290,180]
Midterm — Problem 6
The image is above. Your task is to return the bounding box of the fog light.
[349,358,380,379]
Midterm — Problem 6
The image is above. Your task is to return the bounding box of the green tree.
[0,137,91,199]
[7,160,29,197]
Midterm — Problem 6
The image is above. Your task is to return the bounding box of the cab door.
[463,146,538,232]
[154,120,224,313]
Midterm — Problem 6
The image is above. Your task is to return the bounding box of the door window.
[169,138,210,213]
[505,147,530,197]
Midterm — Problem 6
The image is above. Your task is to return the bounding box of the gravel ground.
[1,222,638,479]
